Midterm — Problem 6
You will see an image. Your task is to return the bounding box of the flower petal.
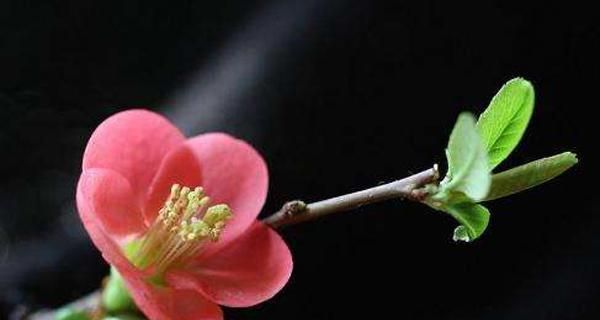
[120,272,223,320]
[78,170,221,320]
[166,222,293,307]
[185,133,269,255]
[143,143,203,225]
[76,175,140,274]
[77,168,146,237]
[82,109,185,206]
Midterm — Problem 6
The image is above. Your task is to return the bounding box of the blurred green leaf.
[441,112,491,201]
[55,307,90,320]
[445,202,491,242]
[477,77,534,169]
[483,152,578,201]
[103,266,136,314]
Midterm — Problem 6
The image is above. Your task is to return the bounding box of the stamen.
[130,184,233,277]
[203,204,233,241]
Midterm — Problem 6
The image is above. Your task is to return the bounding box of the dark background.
[1,1,597,319]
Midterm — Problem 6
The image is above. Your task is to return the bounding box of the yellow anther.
[182,188,207,221]
[175,187,191,208]
[186,188,203,208]
[214,221,225,229]
[131,184,234,276]
[159,185,205,227]
[203,204,233,227]
[200,204,231,241]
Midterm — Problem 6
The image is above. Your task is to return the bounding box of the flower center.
[130,184,232,276]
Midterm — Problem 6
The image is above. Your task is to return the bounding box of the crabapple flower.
[76,110,293,320]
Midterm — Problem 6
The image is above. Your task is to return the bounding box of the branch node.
[408,188,429,202]
[282,200,307,217]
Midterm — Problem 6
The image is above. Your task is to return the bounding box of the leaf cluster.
[426,78,578,242]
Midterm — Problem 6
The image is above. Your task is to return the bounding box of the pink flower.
[76,109,293,320]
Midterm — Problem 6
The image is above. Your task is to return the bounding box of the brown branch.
[263,166,439,228]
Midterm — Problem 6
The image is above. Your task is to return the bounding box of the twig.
[263,166,439,228]
[27,166,439,319]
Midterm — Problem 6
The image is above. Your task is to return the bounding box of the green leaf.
[55,308,90,320]
[103,266,136,313]
[444,202,491,242]
[476,77,535,169]
[441,112,491,201]
[483,152,578,201]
